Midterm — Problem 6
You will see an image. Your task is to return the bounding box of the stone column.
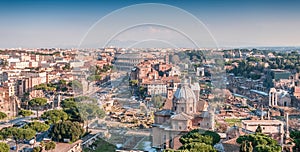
[286,113,290,138]
[272,92,274,106]
[280,123,284,145]
[269,92,272,106]
[275,93,278,106]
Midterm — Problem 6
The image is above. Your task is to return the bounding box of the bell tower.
[167,80,174,100]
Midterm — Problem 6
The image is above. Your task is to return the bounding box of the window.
[190,107,193,112]
[181,107,184,112]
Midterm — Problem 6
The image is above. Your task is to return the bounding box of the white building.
[196,67,205,77]
[147,82,167,96]
[269,88,291,107]
[241,113,291,146]
[242,120,284,135]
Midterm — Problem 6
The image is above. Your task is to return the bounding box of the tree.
[23,121,50,133]
[62,63,71,70]
[28,97,47,118]
[176,129,220,152]
[179,130,213,146]
[0,112,7,120]
[19,109,34,117]
[263,74,274,88]
[33,146,42,152]
[87,75,102,82]
[56,80,68,92]
[61,98,76,109]
[69,80,83,92]
[0,142,9,152]
[255,144,282,152]
[179,142,216,152]
[290,131,300,151]
[58,79,67,85]
[240,141,253,152]
[77,103,105,132]
[41,110,68,124]
[203,131,221,145]
[44,141,56,151]
[151,95,165,109]
[129,80,138,86]
[60,99,82,122]
[0,127,36,151]
[237,133,281,152]
[34,83,56,91]
[255,125,262,133]
[139,86,147,98]
[50,121,84,142]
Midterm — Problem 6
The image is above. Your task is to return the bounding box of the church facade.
[152,80,214,149]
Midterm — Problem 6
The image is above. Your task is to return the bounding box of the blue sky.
[0,0,300,48]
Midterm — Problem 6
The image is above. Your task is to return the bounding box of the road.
[0,116,35,130]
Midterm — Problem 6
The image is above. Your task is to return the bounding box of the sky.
[0,0,300,48]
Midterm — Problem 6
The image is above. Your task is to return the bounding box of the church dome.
[174,84,196,102]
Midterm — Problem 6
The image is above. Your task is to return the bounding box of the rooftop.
[171,112,193,121]
[242,120,283,125]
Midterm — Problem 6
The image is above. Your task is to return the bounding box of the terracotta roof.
[173,135,183,150]
[161,76,180,83]
[45,140,82,152]
[295,87,300,93]
[222,137,240,152]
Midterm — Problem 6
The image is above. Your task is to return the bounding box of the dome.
[174,84,196,101]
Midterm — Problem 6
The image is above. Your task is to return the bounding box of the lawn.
[224,118,242,127]
[84,138,116,152]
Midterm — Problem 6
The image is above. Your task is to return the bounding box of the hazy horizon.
[1,0,300,48]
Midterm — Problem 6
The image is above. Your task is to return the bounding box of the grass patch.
[224,118,241,127]
[84,138,116,152]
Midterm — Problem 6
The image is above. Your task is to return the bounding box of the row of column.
[269,91,278,106]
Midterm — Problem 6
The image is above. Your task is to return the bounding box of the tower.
[167,81,174,100]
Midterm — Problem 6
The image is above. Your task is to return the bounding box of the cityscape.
[1,1,300,152]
